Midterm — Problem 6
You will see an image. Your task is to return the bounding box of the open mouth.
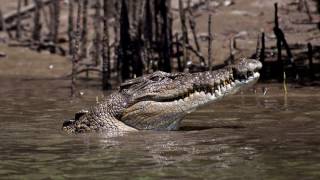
[122,59,261,130]
[156,70,260,104]
[122,70,260,130]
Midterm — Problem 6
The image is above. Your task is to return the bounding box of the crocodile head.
[63,58,262,133]
[119,58,262,130]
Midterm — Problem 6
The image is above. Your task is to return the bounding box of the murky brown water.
[0,78,319,180]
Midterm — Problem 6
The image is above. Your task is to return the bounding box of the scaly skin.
[62,58,262,133]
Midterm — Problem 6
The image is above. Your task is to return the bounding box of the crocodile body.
[63,58,262,133]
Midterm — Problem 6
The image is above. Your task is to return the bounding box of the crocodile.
[62,58,262,133]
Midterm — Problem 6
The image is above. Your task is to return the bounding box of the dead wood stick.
[179,0,189,72]
[16,0,22,40]
[303,0,313,22]
[3,0,52,24]
[207,14,213,71]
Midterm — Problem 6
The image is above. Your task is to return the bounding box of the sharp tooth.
[215,90,221,96]
[221,85,225,92]
[195,91,200,96]
[221,86,226,92]
[254,72,260,78]
[209,94,216,100]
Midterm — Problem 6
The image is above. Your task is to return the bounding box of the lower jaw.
[171,72,260,112]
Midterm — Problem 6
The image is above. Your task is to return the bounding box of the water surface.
[0,78,319,180]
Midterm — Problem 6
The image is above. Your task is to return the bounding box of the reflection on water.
[0,78,319,179]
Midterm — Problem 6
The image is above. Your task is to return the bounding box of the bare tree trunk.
[42,3,51,31]
[71,0,82,97]
[273,3,295,81]
[52,0,60,46]
[188,14,200,52]
[188,10,205,67]
[207,14,213,71]
[68,0,74,55]
[119,0,131,81]
[260,32,266,80]
[303,0,312,22]
[160,0,171,72]
[307,43,314,80]
[130,0,138,28]
[154,0,160,44]
[179,0,189,72]
[93,0,102,66]
[273,3,282,82]
[32,0,42,42]
[102,0,111,90]
[16,0,22,40]
[1,7,11,38]
[80,0,88,59]
[175,33,183,72]
[114,0,121,75]
[47,0,60,53]
[143,0,153,72]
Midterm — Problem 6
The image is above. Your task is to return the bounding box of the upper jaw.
[153,60,261,102]
[127,58,262,104]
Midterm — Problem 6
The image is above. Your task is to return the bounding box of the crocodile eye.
[150,76,163,81]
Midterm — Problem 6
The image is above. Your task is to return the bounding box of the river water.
[0,78,319,180]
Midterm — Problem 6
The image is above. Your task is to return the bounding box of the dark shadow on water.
[179,125,246,131]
